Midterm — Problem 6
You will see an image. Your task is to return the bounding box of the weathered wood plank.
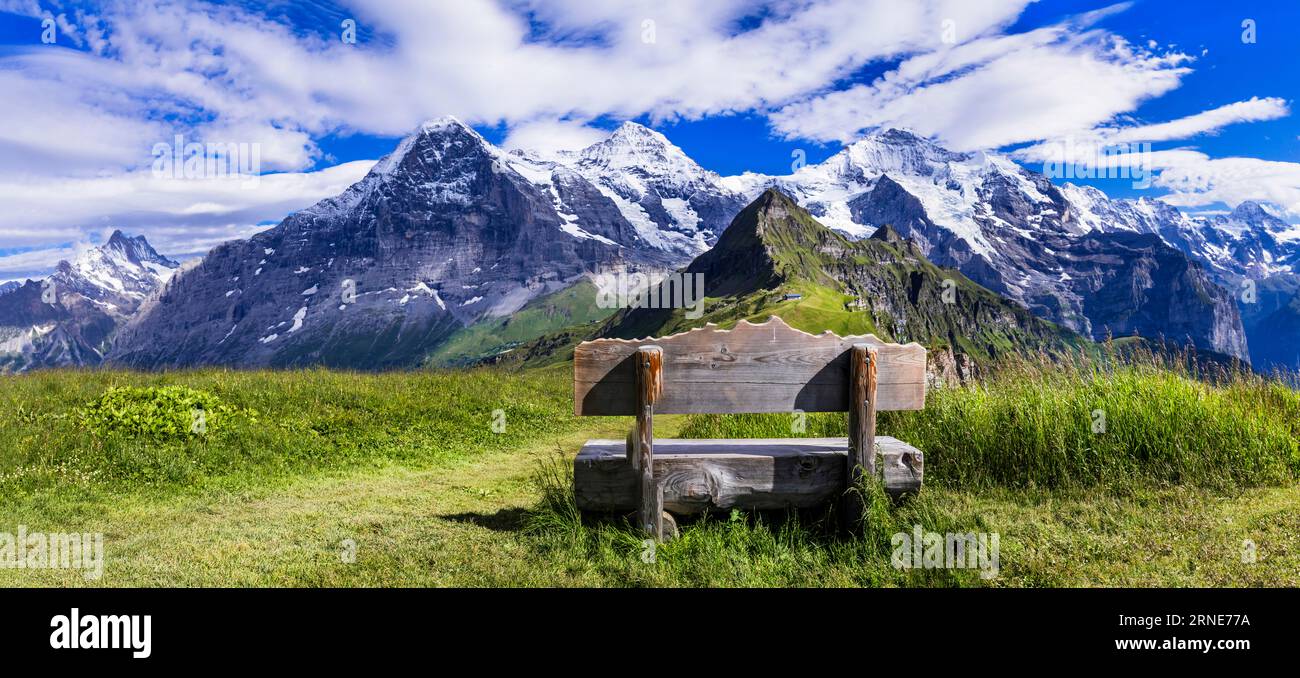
[574,317,925,416]
[844,345,877,527]
[635,346,662,540]
[576,380,923,416]
[574,437,924,513]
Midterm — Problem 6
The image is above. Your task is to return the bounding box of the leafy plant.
[77,385,238,440]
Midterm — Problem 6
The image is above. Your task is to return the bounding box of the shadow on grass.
[441,507,530,532]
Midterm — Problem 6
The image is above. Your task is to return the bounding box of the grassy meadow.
[1,354,1297,587]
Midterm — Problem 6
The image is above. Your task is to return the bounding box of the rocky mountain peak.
[579,121,698,173]
[606,120,675,150]
[103,230,179,268]
[1228,200,1289,231]
[0,231,180,371]
[837,127,964,177]
[738,189,821,241]
[368,115,491,181]
[869,223,907,245]
[418,115,474,135]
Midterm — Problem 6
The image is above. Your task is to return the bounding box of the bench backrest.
[573,316,926,416]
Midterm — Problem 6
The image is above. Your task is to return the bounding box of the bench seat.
[574,437,923,514]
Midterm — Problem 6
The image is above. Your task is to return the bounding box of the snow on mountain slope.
[513,121,749,257]
[720,129,1069,257]
[718,128,1249,360]
[0,231,179,371]
[13,118,1292,370]
[1060,186,1300,281]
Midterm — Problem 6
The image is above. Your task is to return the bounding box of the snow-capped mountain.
[1062,190,1300,279]
[1057,189,1300,368]
[110,117,677,369]
[12,118,1291,371]
[510,121,749,257]
[722,129,1249,361]
[0,231,179,372]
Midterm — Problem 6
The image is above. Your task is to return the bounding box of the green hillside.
[424,280,613,367]
[602,188,1088,364]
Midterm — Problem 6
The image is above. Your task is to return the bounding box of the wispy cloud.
[768,12,1194,149]
[1,0,1296,273]
[0,160,374,251]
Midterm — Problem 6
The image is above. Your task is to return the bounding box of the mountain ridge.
[599,188,1089,378]
[0,231,178,372]
[1,118,1291,371]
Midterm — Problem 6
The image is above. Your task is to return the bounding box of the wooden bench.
[573,316,927,540]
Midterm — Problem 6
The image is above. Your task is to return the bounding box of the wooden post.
[845,344,878,527]
[635,346,664,540]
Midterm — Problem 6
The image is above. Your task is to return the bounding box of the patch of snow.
[287,306,307,333]
[660,197,701,232]
[559,222,619,245]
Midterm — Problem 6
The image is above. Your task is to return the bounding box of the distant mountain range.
[3,117,1297,373]
[0,231,178,371]
[722,129,1249,361]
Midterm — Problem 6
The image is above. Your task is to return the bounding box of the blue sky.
[0,0,1297,279]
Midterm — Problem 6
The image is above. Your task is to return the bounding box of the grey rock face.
[16,120,1283,370]
[1065,231,1248,358]
[1064,190,1297,365]
[110,118,672,369]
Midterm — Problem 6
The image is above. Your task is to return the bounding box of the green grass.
[1,355,1296,587]
[0,365,601,501]
[678,357,1300,491]
[423,281,612,367]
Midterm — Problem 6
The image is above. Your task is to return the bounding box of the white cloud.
[501,119,606,157]
[2,0,1295,274]
[6,0,1039,169]
[0,160,374,255]
[0,0,1039,274]
[1010,97,1297,219]
[769,16,1194,149]
[1015,98,1291,167]
[0,243,85,280]
[1152,153,1300,218]
[1108,97,1289,143]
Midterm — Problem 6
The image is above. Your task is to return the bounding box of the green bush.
[77,385,238,440]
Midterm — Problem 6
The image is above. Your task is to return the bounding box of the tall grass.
[679,347,1300,491]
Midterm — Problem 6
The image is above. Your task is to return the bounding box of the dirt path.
[1,419,652,587]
